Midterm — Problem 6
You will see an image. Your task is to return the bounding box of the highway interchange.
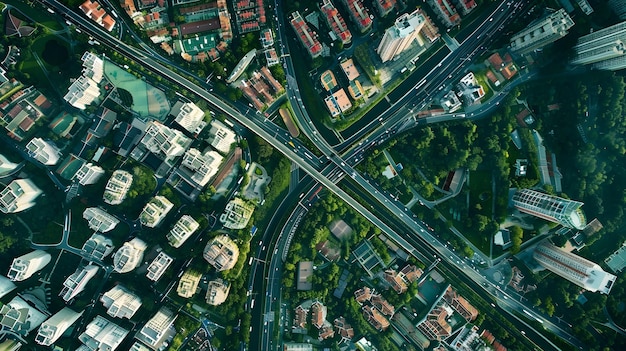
[39,0,583,350]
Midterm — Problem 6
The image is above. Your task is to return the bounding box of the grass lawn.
[5,0,63,31]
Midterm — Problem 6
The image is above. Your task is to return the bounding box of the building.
[512,188,587,229]
[428,0,460,27]
[83,207,119,233]
[203,235,239,271]
[384,269,408,294]
[146,252,173,281]
[0,276,16,299]
[571,21,626,71]
[206,278,230,305]
[320,70,338,91]
[174,102,206,134]
[334,317,354,344]
[310,300,327,329]
[207,119,237,154]
[101,285,142,319]
[26,138,61,166]
[0,179,42,214]
[79,0,116,31]
[371,293,395,316]
[347,80,365,100]
[341,0,373,33]
[443,286,478,321]
[167,215,200,248]
[113,238,147,273]
[82,233,115,261]
[139,196,174,228]
[374,0,396,17]
[377,10,427,62]
[64,75,101,110]
[78,315,129,351]
[354,286,372,304]
[135,308,177,350]
[220,197,254,229]
[453,0,477,15]
[290,11,322,58]
[132,121,191,164]
[35,308,83,346]
[260,29,274,48]
[510,9,574,55]
[534,241,616,294]
[297,261,314,291]
[362,305,389,331]
[610,0,626,20]
[60,265,99,302]
[320,0,352,45]
[283,343,313,351]
[0,154,18,177]
[0,295,49,335]
[103,170,133,205]
[340,59,360,81]
[418,306,452,340]
[7,250,51,281]
[324,89,352,118]
[226,49,257,83]
[177,270,201,298]
[457,72,485,104]
[74,163,105,185]
[178,148,223,187]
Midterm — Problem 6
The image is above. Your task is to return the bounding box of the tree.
[510,226,523,253]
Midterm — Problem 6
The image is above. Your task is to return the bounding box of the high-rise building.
[203,235,239,271]
[174,102,206,134]
[177,270,201,298]
[320,0,352,45]
[571,21,626,71]
[341,0,373,33]
[101,285,142,319]
[534,242,616,294]
[78,315,129,351]
[609,0,626,20]
[377,10,427,63]
[206,278,231,306]
[0,179,42,213]
[512,189,587,229]
[103,170,133,205]
[135,307,177,350]
[0,275,16,299]
[74,163,105,185]
[60,265,99,302]
[0,154,18,177]
[0,295,49,335]
[83,207,120,233]
[166,215,200,248]
[290,11,323,58]
[7,250,51,281]
[510,9,574,55]
[113,238,147,273]
[25,138,61,166]
[35,308,83,346]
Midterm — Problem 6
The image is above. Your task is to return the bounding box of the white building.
[174,102,206,134]
[135,307,177,350]
[74,163,105,185]
[377,10,426,63]
[0,295,49,335]
[83,207,120,233]
[571,21,626,71]
[7,250,51,281]
[207,119,237,154]
[103,170,133,205]
[113,238,147,273]
[180,148,223,187]
[0,275,16,299]
[534,242,616,294]
[206,278,231,306]
[139,196,174,228]
[177,270,201,298]
[82,233,115,261]
[81,51,104,83]
[60,265,99,302]
[146,252,173,282]
[510,9,574,55]
[78,315,129,351]
[0,178,42,214]
[64,75,101,110]
[132,121,191,162]
[101,285,142,319]
[25,138,61,166]
[220,197,254,230]
[0,154,18,176]
[203,235,239,271]
[35,308,83,346]
[166,215,200,248]
[457,72,485,104]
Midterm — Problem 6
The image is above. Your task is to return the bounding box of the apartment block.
[83,207,119,233]
[510,9,574,55]
[113,238,147,273]
[290,11,322,58]
[101,285,142,319]
[139,196,174,228]
[427,0,460,27]
[174,102,206,134]
[341,0,373,33]
[571,21,626,71]
[135,307,177,350]
[0,178,42,214]
[167,215,200,248]
[103,170,133,205]
[177,270,201,298]
[203,235,239,271]
[26,138,61,165]
[7,250,51,281]
[512,188,587,229]
[377,9,427,63]
[146,252,173,281]
[82,233,115,261]
[320,0,352,45]
[60,265,99,302]
[35,308,83,346]
[78,316,129,351]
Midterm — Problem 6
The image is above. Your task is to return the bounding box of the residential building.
[384,269,407,294]
[441,90,462,112]
[113,238,147,273]
[226,49,257,83]
[310,300,327,329]
[7,250,51,281]
[220,197,254,229]
[60,265,99,302]
[83,207,119,233]
[74,162,104,185]
[371,293,395,316]
[418,306,452,340]
[174,102,206,134]
[534,241,616,294]
[0,154,18,176]
[260,29,274,48]
[103,170,133,205]
[101,285,142,319]
[610,0,626,20]
[177,270,201,298]
[135,308,177,350]
[0,276,16,299]
[320,70,338,91]
[207,119,237,154]
[293,304,308,329]
[291,11,322,58]
[427,0,460,27]
[354,286,372,304]
[374,0,396,17]
[362,305,389,331]
[347,80,365,100]
[203,235,239,271]
[340,59,360,81]
[139,196,174,228]
[64,75,101,110]
[377,10,427,63]
[167,215,200,248]
[178,148,223,187]
[334,317,354,344]
[265,48,280,66]
[297,261,314,291]
[324,89,352,118]
[571,21,626,71]
[206,278,231,305]
[457,72,485,104]
[0,178,42,214]
[283,343,313,351]
[82,233,115,261]
[453,0,477,15]
[79,0,116,31]
[35,308,83,346]
[78,315,129,351]
[443,286,478,321]
[320,0,352,45]
[146,252,173,281]
[341,0,373,33]
[510,9,574,55]
[0,295,49,335]
[512,188,587,229]
[132,121,191,164]
[26,138,61,165]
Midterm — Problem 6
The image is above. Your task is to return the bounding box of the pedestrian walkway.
[442,33,460,51]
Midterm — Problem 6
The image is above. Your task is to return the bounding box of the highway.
[40,0,582,350]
